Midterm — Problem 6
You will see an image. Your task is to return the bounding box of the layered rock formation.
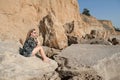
[99,20,116,34]
[0,0,116,49]
[0,0,80,40]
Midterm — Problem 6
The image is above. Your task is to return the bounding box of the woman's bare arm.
[36,37,40,45]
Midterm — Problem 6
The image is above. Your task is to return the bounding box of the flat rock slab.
[0,41,58,80]
[56,44,120,66]
[54,44,120,80]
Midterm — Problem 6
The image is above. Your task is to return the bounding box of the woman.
[20,28,49,62]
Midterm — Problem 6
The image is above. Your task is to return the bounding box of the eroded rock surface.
[0,0,116,49]
[0,41,58,80]
[54,44,120,80]
[39,13,68,49]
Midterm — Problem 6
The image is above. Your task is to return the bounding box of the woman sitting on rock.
[19,28,49,62]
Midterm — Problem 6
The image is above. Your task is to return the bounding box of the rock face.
[81,15,111,40]
[0,1,119,80]
[54,44,120,80]
[81,15,105,35]
[39,13,68,49]
[0,41,58,80]
[0,0,116,49]
[0,0,80,40]
[99,20,116,34]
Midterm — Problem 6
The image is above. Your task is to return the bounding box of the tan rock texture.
[0,0,116,48]
[0,41,58,80]
[81,15,112,40]
[0,0,80,40]
[39,13,68,49]
[99,20,116,34]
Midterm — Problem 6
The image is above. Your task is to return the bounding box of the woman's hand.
[36,37,40,45]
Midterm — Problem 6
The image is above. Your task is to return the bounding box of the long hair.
[19,28,36,46]
[26,28,36,41]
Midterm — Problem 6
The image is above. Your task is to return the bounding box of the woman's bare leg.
[32,46,49,62]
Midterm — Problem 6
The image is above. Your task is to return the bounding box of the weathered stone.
[67,35,78,46]
[81,15,113,40]
[84,34,95,40]
[0,0,116,48]
[80,38,111,45]
[63,21,74,34]
[41,71,61,80]
[39,13,68,49]
[111,38,119,45]
[0,0,80,41]
[109,35,120,45]
[54,44,120,80]
[0,41,58,80]
[63,21,83,46]
[43,46,61,58]
[93,53,120,80]
[0,0,119,80]
[81,15,105,34]
[99,20,116,34]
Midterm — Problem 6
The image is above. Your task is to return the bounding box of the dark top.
[20,37,37,57]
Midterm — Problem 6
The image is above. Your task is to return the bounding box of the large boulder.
[39,13,68,49]
[0,41,58,80]
[94,53,120,80]
[54,44,120,80]
[43,46,61,58]
[63,20,85,46]
[108,35,120,45]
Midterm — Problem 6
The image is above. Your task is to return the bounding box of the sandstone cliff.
[99,20,116,34]
[0,0,116,49]
[0,0,80,40]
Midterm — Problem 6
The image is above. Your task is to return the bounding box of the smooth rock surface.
[93,53,120,80]
[0,41,58,80]
[54,44,120,80]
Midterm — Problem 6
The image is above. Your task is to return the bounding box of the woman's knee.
[37,45,43,50]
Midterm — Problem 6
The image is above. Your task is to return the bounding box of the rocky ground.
[0,41,58,80]
[54,44,120,80]
[0,39,120,80]
[0,0,120,80]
